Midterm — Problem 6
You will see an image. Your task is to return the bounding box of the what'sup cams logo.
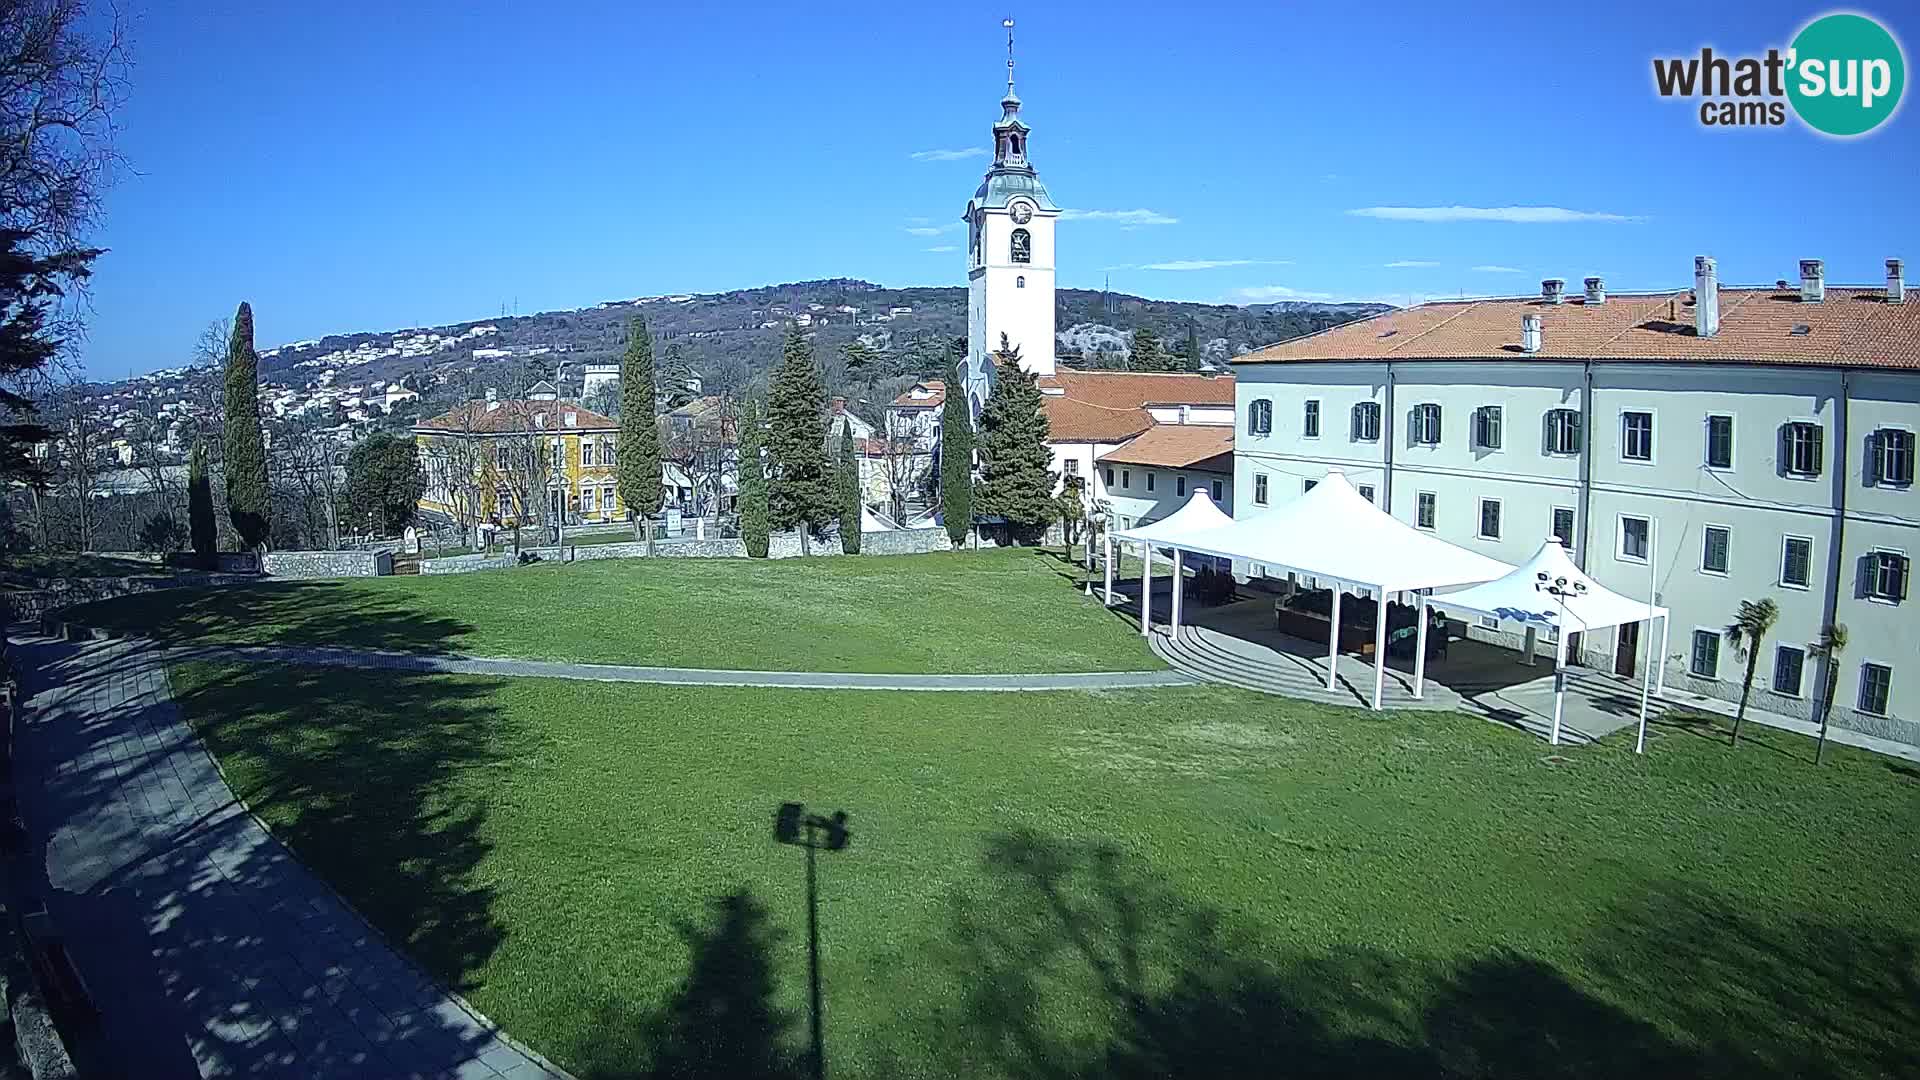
[1653,12,1906,136]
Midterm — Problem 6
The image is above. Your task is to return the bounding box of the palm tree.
[1723,598,1779,748]
[1810,622,1849,765]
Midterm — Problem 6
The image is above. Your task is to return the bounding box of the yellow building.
[413,386,624,528]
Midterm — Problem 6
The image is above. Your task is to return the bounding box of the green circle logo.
[1787,13,1906,136]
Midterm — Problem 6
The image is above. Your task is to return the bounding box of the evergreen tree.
[0,230,98,487]
[939,353,973,548]
[837,431,861,554]
[975,336,1057,543]
[738,400,770,558]
[188,440,216,568]
[344,433,427,535]
[1183,321,1203,370]
[222,302,271,550]
[765,324,835,551]
[659,341,698,410]
[1127,327,1174,372]
[618,316,664,539]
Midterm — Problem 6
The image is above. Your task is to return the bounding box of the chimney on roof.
[485,386,500,411]
[1521,313,1543,353]
[1888,258,1906,304]
[1693,256,1720,338]
[1541,278,1566,304]
[1584,276,1605,305]
[830,395,846,413]
[1799,258,1825,303]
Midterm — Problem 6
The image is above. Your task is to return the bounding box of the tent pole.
[1413,594,1429,699]
[1170,549,1184,635]
[1371,587,1388,711]
[1635,614,1654,755]
[1650,520,1666,694]
[1550,631,1568,746]
[1102,531,1113,606]
[1326,587,1342,691]
[1140,542,1152,636]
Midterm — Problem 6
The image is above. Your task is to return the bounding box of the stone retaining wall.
[4,572,256,623]
[407,526,1052,575]
[261,551,392,579]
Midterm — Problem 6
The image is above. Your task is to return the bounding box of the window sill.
[1699,568,1729,578]
[1766,688,1806,701]
[1778,580,1811,591]
[1617,554,1650,565]
[1782,472,1822,482]
[1620,456,1656,466]
[1476,534,1502,543]
[1865,595,1903,606]
[1689,671,1721,682]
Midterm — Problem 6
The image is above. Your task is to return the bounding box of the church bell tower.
[961,19,1058,417]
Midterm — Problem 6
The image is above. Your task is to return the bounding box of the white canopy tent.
[1106,488,1236,639]
[1112,472,1514,710]
[1430,537,1669,749]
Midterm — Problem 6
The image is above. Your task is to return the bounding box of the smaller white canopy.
[860,504,895,532]
[1111,489,1235,544]
[1430,538,1667,634]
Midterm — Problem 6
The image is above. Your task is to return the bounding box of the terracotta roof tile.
[889,380,947,408]
[1097,424,1234,471]
[415,399,618,435]
[1043,396,1153,443]
[1039,368,1236,407]
[1235,286,1920,370]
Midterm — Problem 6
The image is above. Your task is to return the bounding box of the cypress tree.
[222,302,271,550]
[975,339,1057,544]
[939,356,973,548]
[837,430,861,554]
[188,440,216,569]
[765,324,834,552]
[739,401,770,558]
[617,315,664,540]
[1183,321,1203,370]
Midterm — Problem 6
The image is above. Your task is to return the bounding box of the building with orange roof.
[1231,257,1919,741]
[413,386,624,531]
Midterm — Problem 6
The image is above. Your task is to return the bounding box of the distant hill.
[243,280,1386,401]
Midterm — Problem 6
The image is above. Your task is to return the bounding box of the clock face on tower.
[1009,200,1034,225]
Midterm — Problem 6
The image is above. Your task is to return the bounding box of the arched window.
[1016,276,1025,288]
[1010,228,1031,264]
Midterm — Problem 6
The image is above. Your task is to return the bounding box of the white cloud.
[1136,258,1291,272]
[1472,264,1525,273]
[1057,208,1179,227]
[1384,260,1440,268]
[923,245,958,253]
[1231,285,1336,303]
[904,223,962,237]
[1348,205,1643,224]
[910,148,987,161]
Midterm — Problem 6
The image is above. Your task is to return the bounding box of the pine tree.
[222,302,272,550]
[765,324,835,552]
[739,400,770,558]
[188,440,216,568]
[939,352,973,548]
[617,316,664,539]
[975,337,1057,543]
[837,431,861,554]
[1127,327,1174,372]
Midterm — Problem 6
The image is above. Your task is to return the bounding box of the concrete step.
[1150,627,1459,711]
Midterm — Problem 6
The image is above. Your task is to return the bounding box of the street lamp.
[1534,572,1587,746]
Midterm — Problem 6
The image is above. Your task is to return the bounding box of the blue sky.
[79,0,1919,376]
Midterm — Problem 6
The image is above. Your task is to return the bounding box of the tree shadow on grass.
[18,640,518,1076]
[58,580,478,655]
[565,890,805,1080]
[917,830,1914,1080]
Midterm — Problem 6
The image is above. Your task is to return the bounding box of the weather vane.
[1004,17,1015,94]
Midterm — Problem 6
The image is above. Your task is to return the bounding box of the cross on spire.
[1004,18,1016,97]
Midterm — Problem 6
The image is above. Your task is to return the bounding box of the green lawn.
[169,662,1920,1080]
[63,549,1156,674]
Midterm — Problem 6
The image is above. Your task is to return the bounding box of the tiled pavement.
[11,634,571,1079]
[159,642,1197,692]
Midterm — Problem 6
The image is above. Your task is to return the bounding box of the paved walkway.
[159,643,1197,692]
[11,634,569,1079]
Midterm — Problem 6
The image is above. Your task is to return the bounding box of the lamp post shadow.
[775,802,850,1080]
